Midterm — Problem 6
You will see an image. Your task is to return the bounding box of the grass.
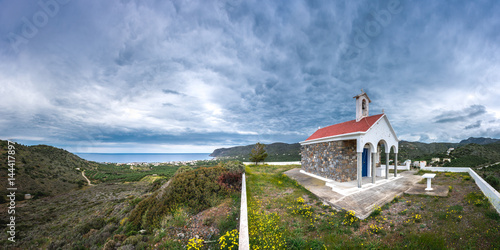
[245,165,500,249]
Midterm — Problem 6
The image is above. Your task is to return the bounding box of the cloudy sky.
[1,0,499,153]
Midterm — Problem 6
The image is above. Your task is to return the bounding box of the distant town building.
[300,90,400,188]
[447,148,455,155]
[431,158,440,163]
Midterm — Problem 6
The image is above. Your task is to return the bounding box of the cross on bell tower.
[353,89,371,122]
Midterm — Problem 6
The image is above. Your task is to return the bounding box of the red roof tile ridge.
[305,114,384,141]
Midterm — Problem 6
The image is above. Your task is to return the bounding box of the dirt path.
[82,170,94,186]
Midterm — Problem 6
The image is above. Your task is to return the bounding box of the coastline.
[74,152,214,164]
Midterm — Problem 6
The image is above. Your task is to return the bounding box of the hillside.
[210,141,457,162]
[444,142,500,167]
[210,137,500,164]
[0,140,94,203]
[210,142,301,161]
[459,137,500,145]
[397,141,458,160]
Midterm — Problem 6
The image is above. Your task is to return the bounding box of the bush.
[485,210,500,220]
[218,172,242,192]
[174,165,193,176]
[485,175,499,189]
[165,166,227,213]
[128,166,228,230]
[77,217,106,235]
[219,161,245,174]
[148,178,167,192]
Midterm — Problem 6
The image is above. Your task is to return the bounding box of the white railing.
[239,173,249,250]
[243,161,301,165]
[420,166,500,214]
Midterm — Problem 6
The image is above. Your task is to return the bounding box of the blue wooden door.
[362,148,368,177]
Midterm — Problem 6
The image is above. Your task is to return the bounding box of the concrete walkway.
[285,168,423,219]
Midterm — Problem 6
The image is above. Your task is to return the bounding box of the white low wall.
[421,166,500,214]
[243,161,301,165]
[420,167,469,172]
[382,164,410,171]
[239,173,249,249]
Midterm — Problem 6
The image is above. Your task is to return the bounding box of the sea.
[74,153,213,163]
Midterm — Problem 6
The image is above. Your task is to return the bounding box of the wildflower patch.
[218,229,239,250]
[248,201,286,249]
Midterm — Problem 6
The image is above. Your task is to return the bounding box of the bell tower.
[353,90,371,122]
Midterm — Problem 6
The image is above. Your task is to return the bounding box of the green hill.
[0,140,94,203]
[444,142,500,168]
[210,137,500,165]
[398,141,458,160]
[459,137,500,145]
[210,142,301,161]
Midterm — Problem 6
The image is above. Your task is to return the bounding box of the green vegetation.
[396,141,458,161]
[444,143,500,168]
[0,140,93,203]
[210,142,300,162]
[127,161,245,233]
[249,142,268,165]
[85,163,179,183]
[210,138,500,166]
[245,165,500,249]
[2,161,243,249]
[475,163,500,191]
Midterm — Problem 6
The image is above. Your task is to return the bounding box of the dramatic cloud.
[465,120,482,130]
[0,0,499,152]
[434,105,487,123]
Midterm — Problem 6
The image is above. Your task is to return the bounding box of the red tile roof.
[305,114,384,141]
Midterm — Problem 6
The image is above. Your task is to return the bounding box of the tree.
[249,142,268,165]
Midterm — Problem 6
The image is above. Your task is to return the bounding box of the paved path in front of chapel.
[285,168,423,219]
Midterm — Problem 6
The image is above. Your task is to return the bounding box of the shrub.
[370,206,382,217]
[161,207,189,228]
[123,235,147,246]
[102,240,116,250]
[219,161,245,174]
[174,165,193,176]
[148,178,167,192]
[218,172,242,192]
[165,166,227,213]
[485,210,500,220]
[485,175,499,189]
[128,166,228,230]
[392,196,399,203]
[77,217,106,235]
[342,210,359,227]
[287,237,306,249]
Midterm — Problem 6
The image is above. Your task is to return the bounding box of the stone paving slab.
[405,184,449,197]
[285,168,423,219]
